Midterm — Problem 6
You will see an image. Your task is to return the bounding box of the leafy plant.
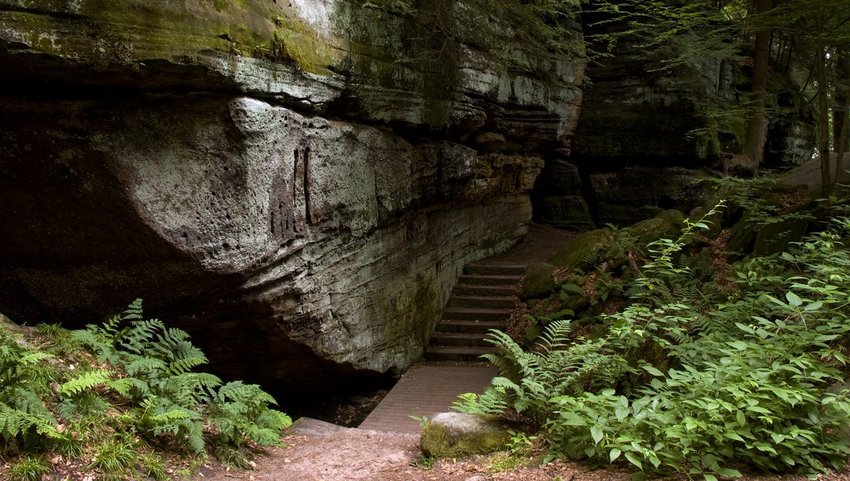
[7,454,50,481]
[458,208,850,479]
[0,300,292,480]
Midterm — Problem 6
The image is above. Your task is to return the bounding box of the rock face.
[528,11,815,228]
[0,0,584,397]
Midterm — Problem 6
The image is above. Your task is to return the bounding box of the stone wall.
[0,0,584,393]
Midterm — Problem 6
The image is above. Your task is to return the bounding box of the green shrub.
[0,300,292,480]
[458,209,850,479]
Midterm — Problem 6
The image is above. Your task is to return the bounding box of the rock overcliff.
[0,0,585,396]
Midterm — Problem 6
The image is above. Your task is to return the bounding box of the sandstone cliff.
[0,0,585,394]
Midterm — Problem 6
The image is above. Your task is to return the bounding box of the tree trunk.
[817,45,832,192]
[835,81,850,186]
[834,49,850,154]
[835,104,849,186]
[741,0,773,169]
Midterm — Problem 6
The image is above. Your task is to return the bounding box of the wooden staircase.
[425,262,526,362]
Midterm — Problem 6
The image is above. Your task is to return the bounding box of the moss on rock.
[1,0,342,75]
[549,228,614,271]
[520,262,557,300]
[627,209,684,246]
[420,412,510,458]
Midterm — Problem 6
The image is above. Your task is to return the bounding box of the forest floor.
[195,418,850,481]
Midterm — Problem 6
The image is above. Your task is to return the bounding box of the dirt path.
[198,419,602,481]
[197,418,850,481]
[489,223,576,264]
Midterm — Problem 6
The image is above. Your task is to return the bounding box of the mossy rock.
[520,262,557,300]
[549,228,614,271]
[753,217,808,256]
[654,209,686,228]
[625,210,683,246]
[420,413,510,458]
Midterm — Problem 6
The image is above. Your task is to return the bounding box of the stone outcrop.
[0,0,585,397]
[526,11,815,228]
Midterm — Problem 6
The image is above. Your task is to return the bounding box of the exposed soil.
[196,419,850,481]
[489,223,577,264]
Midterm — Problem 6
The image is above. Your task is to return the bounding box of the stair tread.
[426,346,496,354]
[437,319,504,324]
[466,263,527,269]
[460,274,524,280]
[443,307,513,315]
[431,331,491,339]
[434,320,505,330]
[454,284,518,295]
[451,295,516,302]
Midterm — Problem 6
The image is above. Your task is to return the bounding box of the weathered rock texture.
[0,0,584,396]
[529,12,815,228]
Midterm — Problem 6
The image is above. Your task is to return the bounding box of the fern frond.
[126,357,166,376]
[535,319,573,353]
[108,377,150,398]
[166,349,207,376]
[59,370,112,396]
[19,352,53,366]
[119,319,165,355]
[121,298,144,321]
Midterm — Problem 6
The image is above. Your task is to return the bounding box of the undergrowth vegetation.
[456,201,850,480]
[0,300,291,481]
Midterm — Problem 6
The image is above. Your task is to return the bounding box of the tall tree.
[741,0,773,168]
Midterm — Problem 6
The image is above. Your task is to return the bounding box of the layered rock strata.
[0,0,584,394]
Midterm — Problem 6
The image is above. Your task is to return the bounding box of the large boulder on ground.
[420,412,510,458]
[549,229,615,271]
[629,209,685,245]
[520,262,558,300]
[548,209,685,272]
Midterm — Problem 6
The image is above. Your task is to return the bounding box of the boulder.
[628,210,684,246]
[549,229,614,271]
[520,263,558,300]
[420,413,510,458]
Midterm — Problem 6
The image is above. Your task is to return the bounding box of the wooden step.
[448,295,516,309]
[424,345,496,362]
[433,320,504,334]
[442,307,512,322]
[430,331,491,347]
[453,284,518,297]
[465,263,528,276]
[458,274,522,286]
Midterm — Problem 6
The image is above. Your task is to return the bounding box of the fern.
[1,299,290,472]
[118,318,165,355]
[59,370,112,396]
[207,381,291,447]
